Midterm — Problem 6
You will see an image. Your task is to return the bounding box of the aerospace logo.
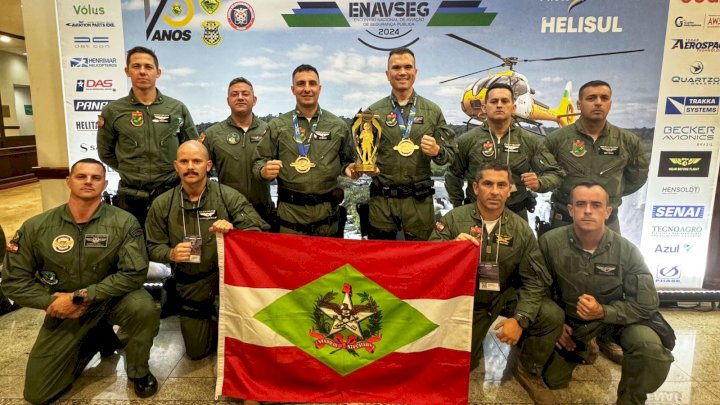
[144,0,193,42]
[74,100,111,112]
[282,1,497,51]
[665,97,719,115]
[651,205,704,219]
[227,1,256,31]
[671,38,720,51]
[657,151,712,177]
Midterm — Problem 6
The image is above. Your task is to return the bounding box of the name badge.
[594,263,618,276]
[199,210,217,220]
[315,131,331,141]
[503,143,521,153]
[249,135,263,143]
[152,114,171,123]
[84,234,108,248]
[478,263,500,291]
[598,145,620,156]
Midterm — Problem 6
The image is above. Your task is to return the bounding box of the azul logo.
[665,97,719,115]
[73,4,104,15]
[651,225,702,238]
[76,79,114,92]
[658,151,712,177]
[73,36,109,48]
[145,0,193,42]
[674,16,702,27]
[70,57,118,68]
[651,205,704,219]
[660,185,700,194]
[75,121,98,131]
[654,244,693,254]
[541,16,622,33]
[74,100,110,112]
[66,21,115,28]
[656,265,681,282]
[671,39,720,51]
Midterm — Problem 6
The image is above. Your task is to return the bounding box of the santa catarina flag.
[215,231,479,404]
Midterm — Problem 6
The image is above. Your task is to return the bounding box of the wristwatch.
[513,313,530,329]
[72,289,88,305]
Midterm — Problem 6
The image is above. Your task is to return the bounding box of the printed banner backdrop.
[217,231,478,403]
[54,0,720,287]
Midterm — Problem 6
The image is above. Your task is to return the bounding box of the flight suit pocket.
[634,274,657,306]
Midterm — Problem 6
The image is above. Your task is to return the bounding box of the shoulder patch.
[130,228,144,238]
[435,221,446,232]
[198,132,207,143]
[5,241,18,254]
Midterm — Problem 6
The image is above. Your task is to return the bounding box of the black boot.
[130,372,158,398]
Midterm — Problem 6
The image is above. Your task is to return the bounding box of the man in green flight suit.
[367,48,456,241]
[538,182,673,405]
[146,141,268,360]
[203,77,274,225]
[253,64,358,237]
[2,158,159,404]
[430,162,563,405]
[544,80,649,234]
[446,83,564,220]
[97,46,199,226]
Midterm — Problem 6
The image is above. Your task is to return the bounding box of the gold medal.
[393,138,419,156]
[291,156,316,173]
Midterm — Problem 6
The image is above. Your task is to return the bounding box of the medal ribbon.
[292,109,322,157]
[391,95,416,140]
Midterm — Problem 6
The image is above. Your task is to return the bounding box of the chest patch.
[227,133,240,145]
[594,263,618,276]
[250,134,263,143]
[598,145,620,156]
[152,113,171,123]
[314,131,331,141]
[414,116,424,124]
[52,235,74,253]
[492,233,513,247]
[84,234,108,248]
[199,210,218,220]
[503,143,521,153]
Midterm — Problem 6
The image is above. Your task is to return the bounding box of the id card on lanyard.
[478,218,501,292]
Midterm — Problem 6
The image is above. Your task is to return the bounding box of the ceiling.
[0,0,25,56]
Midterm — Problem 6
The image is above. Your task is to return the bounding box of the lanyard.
[480,216,502,264]
[180,187,205,238]
[391,95,416,139]
[292,109,321,157]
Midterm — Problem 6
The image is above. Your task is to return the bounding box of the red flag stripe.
[222,231,478,300]
[221,337,470,405]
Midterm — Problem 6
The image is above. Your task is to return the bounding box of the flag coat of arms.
[216,231,479,404]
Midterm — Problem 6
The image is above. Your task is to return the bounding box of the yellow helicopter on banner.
[442,34,644,130]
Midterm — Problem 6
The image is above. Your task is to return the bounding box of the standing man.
[203,77,274,225]
[367,48,456,241]
[253,64,357,237]
[539,182,673,404]
[430,163,563,405]
[544,80,649,234]
[98,46,199,226]
[2,158,159,403]
[446,83,564,220]
[146,141,268,360]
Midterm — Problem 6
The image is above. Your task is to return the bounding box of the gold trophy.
[351,109,382,173]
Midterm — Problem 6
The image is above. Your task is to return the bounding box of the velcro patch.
[130,228,144,238]
[435,221,445,232]
[492,233,513,246]
[594,263,618,276]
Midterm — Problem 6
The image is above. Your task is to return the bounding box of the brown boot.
[513,362,557,405]
[598,334,623,364]
[579,337,600,365]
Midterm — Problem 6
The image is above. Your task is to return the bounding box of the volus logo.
[145,0,192,41]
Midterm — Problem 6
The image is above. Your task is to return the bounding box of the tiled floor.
[3,184,720,404]
[0,307,719,404]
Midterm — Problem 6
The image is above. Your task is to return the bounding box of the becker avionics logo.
[658,151,711,177]
[662,126,715,144]
[671,38,720,51]
[656,265,681,283]
[665,97,719,115]
[283,1,497,50]
[145,0,193,42]
[74,100,110,112]
[651,205,704,219]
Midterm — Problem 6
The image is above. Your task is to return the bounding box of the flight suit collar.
[469,206,512,226]
[59,203,104,225]
[128,88,165,105]
[177,181,214,210]
[567,226,614,256]
[390,91,418,108]
[575,117,610,140]
[225,114,260,131]
[294,106,321,119]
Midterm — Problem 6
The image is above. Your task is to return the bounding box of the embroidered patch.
[199,210,218,220]
[503,143,521,153]
[315,131,331,140]
[130,228,144,238]
[598,145,620,156]
[435,221,445,232]
[152,113,171,123]
[130,111,143,127]
[37,271,59,286]
[594,263,618,276]
[97,115,105,128]
[227,132,240,145]
[84,234,108,248]
[414,116,424,124]
[571,139,587,157]
[482,141,495,157]
[492,233,513,246]
[470,225,483,238]
[386,113,398,127]
[52,235,74,253]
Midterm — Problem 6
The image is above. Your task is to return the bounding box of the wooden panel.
[32,166,69,179]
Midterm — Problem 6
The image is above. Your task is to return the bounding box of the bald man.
[145,141,268,359]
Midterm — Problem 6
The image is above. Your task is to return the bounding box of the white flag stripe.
[221,285,472,352]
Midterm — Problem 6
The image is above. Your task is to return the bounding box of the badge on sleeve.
[130,228,144,238]
[435,221,446,232]
[52,235,74,253]
[97,115,105,128]
[5,231,21,254]
[37,271,59,286]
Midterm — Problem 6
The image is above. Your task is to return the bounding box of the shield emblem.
[200,0,220,14]
[131,111,143,127]
[571,139,587,157]
[201,20,222,47]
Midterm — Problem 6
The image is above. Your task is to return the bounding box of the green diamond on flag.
[254,263,438,376]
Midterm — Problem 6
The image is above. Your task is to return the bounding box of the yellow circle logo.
[52,235,74,253]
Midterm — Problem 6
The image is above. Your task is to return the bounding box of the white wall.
[13,85,34,135]
[0,51,30,136]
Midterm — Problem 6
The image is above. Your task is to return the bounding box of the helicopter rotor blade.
[439,63,506,84]
[521,49,644,63]
[446,34,505,62]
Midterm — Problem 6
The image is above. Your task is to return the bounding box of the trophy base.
[354,162,377,173]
